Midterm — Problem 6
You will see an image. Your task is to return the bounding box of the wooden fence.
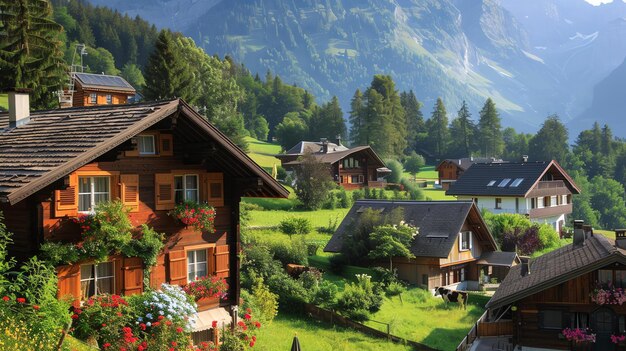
[478,320,514,337]
[304,304,439,351]
[455,310,487,351]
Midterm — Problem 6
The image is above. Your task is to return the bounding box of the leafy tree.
[309,96,346,141]
[449,101,476,158]
[275,112,308,150]
[503,127,531,161]
[368,224,416,271]
[529,114,569,163]
[403,152,425,179]
[0,0,67,108]
[293,153,335,210]
[385,159,403,184]
[478,98,504,157]
[589,176,626,229]
[426,98,450,159]
[120,63,146,90]
[84,46,119,75]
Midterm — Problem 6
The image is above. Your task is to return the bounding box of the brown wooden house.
[0,94,288,337]
[71,72,137,107]
[436,157,505,191]
[276,139,390,189]
[324,200,517,290]
[466,222,626,351]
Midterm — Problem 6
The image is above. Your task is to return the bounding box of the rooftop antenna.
[58,44,87,108]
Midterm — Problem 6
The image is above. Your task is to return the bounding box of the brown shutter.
[208,247,216,275]
[122,257,144,295]
[155,173,175,210]
[120,174,140,212]
[214,245,229,279]
[207,173,224,207]
[54,173,78,217]
[149,254,166,290]
[160,134,173,156]
[168,250,187,286]
[57,264,81,305]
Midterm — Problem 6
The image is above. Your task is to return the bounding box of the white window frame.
[80,262,115,299]
[138,135,156,155]
[174,174,199,203]
[106,94,112,104]
[187,249,208,282]
[78,176,110,213]
[89,93,97,104]
[495,198,502,209]
[459,231,472,251]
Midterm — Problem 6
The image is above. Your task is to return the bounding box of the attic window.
[510,178,524,187]
[138,135,156,155]
[487,180,497,186]
[498,178,511,187]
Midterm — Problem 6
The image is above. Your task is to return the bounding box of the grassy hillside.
[245,136,282,172]
[0,94,7,110]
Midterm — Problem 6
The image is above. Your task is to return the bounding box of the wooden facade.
[437,160,463,191]
[73,88,131,107]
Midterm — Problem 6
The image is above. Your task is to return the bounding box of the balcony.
[527,180,571,197]
[529,203,573,218]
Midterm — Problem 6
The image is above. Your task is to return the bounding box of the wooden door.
[592,307,616,351]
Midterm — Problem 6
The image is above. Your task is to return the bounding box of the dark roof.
[0,99,288,204]
[74,73,136,93]
[436,157,505,172]
[487,234,626,309]
[476,251,519,267]
[283,141,349,155]
[281,145,386,168]
[446,160,580,197]
[324,200,497,258]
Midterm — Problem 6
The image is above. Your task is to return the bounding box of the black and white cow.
[434,287,468,309]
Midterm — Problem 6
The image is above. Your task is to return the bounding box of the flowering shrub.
[562,328,596,343]
[129,283,198,331]
[71,294,132,347]
[611,333,626,344]
[590,286,626,305]
[183,275,228,301]
[168,202,216,233]
[214,309,262,351]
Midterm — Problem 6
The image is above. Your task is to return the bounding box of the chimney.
[335,134,342,146]
[470,156,474,162]
[320,138,328,153]
[520,256,530,277]
[8,89,31,128]
[522,155,529,163]
[616,229,626,250]
[573,220,585,246]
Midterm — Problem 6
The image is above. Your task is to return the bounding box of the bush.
[328,254,347,275]
[385,281,406,298]
[240,243,283,287]
[337,188,351,208]
[266,272,309,311]
[400,178,424,200]
[352,189,365,202]
[278,217,312,237]
[318,215,340,235]
[323,191,338,209]
[298,268,322,291]
[312,280,339,309]
[371,267,399,288]
[276,165,287,180]
[269,239,308,266]
[306,242,321,256]
[537,224,560,249]
[336,274,383,321]
[385,159,403,184]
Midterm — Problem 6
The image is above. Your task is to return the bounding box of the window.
[567,194,572,204]
[89,93,97,104]
[106,94,112,104]
[460,231,472,251]
[498,178,511,187]
[531,198,536,209]
[174,175,199,203]
[351,175,361,184]
[358,175,364,184]
[510,178,524,187]
[557,195,562,206]
[487,180,497,186]
[572,313,589,329]
[78,176,110,212]
[616,271,626,288]
[541,310,564,329]
[138,135,156,155]
[187,249,207,282]
[544,196,551,207]
[80,262,114,299]
[340,176,344,183]
[422,274,428,286]
[343,158,360,169]
[599,269,613,288]
[538,197,544,208]
[495,198,502,209]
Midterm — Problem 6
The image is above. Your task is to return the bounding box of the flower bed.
[183,275,229,302]
[168,202,216,233]
[562,328,596,343]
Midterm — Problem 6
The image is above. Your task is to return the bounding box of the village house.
[436,157,505,191]
[462,221,626,351]
[0,91,288,340]
[275,138,391,189]
[324,200,518,290]
[446,160,580,232]
[59,72,138,108]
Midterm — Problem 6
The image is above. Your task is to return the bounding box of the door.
[592,307,616,351]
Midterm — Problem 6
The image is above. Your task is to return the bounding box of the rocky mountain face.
[88,0,626,135]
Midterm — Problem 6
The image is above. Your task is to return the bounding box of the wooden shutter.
[120,174,140,212]
[57,264,81,305]
[206,173,224,207]
[149,254,166,290]
[160,134,173,156]
[168,250,187,285]
[54,173,78,217]
[155,173,175,210]
[214,245,230,279]
[122,257,144,295]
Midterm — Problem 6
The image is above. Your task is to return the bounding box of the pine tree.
[449,101,475,157]
[400,90,424,153]
[349,89,365,145]
[369,75,406,157]
[0,0,66,109]
[528,114,569,163]
[426,98,450,159]
[478,98,504,157]
[602,124,613,156]
[316,96,346,141]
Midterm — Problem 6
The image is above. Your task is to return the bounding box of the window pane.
[93,177,109,193]
[175,176,184,191]
[139,136,155,154]
[81,265,94,280]
[195,249,207,262]
[187,251,195,264]
[186,190,198,203]
[97,262,113,278]
[617,271,626,288]
[186,175,198,189]
[94,193,109,206]
[542,310,563,329]
[97,277,114,294]
[79,194,91,212]
[600,270,613,287]
[196,263,207,278]
[81,280,93,300]
[79,177,90,193]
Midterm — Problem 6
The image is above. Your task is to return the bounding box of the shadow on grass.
[421,327,472,351]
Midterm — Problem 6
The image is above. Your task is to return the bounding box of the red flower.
[74,308,83,314]
[254,321,261,329]
[237,321,245,327]
[103,343,111,349]
[140,323,147,331]
[250,341,255,347]
[158,315,164,320]
[16,297,25,304]
[176,327,183,333]
[32,305,40,310]
[2,296,9,301]
[101,323,106,327]
[165,320,172,326]
[244,313,251,320]
[152,321,160,327]
[246,308,252,314]
[171,342,177,346]
[211,320,218,328]
[71,314,79,319]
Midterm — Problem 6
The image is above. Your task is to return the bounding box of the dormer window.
[138,135,156,155]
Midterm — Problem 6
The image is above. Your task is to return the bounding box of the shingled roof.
[446,160,580,197]
[324,200,497,258]
[487,234,626,309]
[436,157,505,172]
[0,99,288,204]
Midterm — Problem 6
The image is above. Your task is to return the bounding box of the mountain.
[86,0,626,134]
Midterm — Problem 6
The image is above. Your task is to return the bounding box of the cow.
[434,287,469,309]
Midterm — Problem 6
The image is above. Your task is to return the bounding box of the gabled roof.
[446,160,580,197]
[283,141,349,155]
[0,99,288,204]
[436,157,505,172]
[324,200,498,258]
[476,251,519,267]
[487,234,626,309]
[74,72,136,93]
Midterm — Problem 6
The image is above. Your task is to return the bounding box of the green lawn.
[366,288,489,351]
[0,94,7,110]
[245,136,282,172]
[254,313,414,351]
[247,208,349,229]
[403,165,438,180]
[64,335,98,351]
[422,188,455,201]
[595,229,615,239]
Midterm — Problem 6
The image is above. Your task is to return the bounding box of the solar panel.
[487,180,496,186]
[75,73,134,89]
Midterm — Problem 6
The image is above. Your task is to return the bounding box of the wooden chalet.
[436,157,505,191]
[463,222,626,351]
[276,138,391,189]
[324,200,518,290]
[0,92,288,338]
[70,72,137,107]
